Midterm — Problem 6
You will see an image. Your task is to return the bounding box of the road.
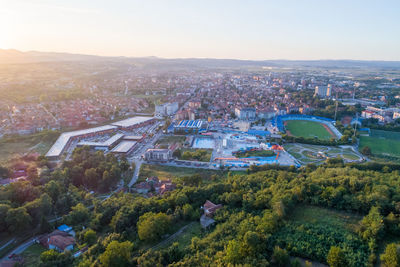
[0,180,124,262]
[0,238,15,252]
[128,159,143,187]
[147,222,196,251]
[1,238,35,262]
[127,130,163,187]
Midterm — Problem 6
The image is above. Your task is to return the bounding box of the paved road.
[127,130,163,187]
[128,159,143,187]
[0,238,15,252]
[1,238,35,262]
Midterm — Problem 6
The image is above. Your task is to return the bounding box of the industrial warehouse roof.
[111,116,155,128]
[175,120,204,128]
[110,141,137,153]
[123,135,143,140]
[46,125,118,158]
[247,129,271,136]
[77,133,124,148]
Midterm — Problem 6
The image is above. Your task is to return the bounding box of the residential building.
[155,102,179,118]
[314,84,331,97]
[144,149,172,161]
[235,107,256,120]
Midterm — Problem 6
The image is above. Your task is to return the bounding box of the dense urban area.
[1,51,400,267]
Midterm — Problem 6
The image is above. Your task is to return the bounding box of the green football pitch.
[284,120,334,140]
[359,129,400,158]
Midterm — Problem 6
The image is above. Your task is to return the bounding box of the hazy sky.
[1,0,400,60]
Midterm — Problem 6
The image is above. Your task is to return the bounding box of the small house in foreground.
[200,200,222,228]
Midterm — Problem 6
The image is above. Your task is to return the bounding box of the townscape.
[1,1,400,266]
[1,54,400,267]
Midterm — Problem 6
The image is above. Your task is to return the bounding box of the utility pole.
[334,92,339,122]
[353,113,358,137]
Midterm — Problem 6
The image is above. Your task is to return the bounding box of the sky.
[1,0,400,60]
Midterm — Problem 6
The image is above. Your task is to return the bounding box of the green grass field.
[156,135,187,146]
[289,205,362,232]
[285,120,334,140]
[359,129,400,159]
[20,244,47,267]
[138,164,221,182]
[0,131,59,163]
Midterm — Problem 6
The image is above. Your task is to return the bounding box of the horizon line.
[2,48,400,63]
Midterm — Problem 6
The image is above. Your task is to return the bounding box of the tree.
[172,149,181,159]
[40,249,73,267]
[182,203,196,220]
[240,231,263,257]
[99,240,133,267]
[44,180,63,204]
[40,216,52,234]
[0,165,10,178]
[27,165,39,185]
[40,250,60,264]
[361,146,371,156]
[66,203,89,225]
[380,243,400,267]
[273,201,286,218]
[137,212,171,242]
[359,206,384,241]
[224,240,241,264]
[327,246,346,267]
[0,204,10,232]
[182,174,202,186]
[84,168,99,189]
[84,229,97,245]
[272,246,290,267]
[6,207,32,233]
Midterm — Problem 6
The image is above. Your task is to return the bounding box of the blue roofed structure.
[247,129,271,137]
[58,224,73,233]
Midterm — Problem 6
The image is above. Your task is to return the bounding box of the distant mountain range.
[1,49,400,69]
[0,49,104,64]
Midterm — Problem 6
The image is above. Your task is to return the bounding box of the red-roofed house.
[203,200,222,217]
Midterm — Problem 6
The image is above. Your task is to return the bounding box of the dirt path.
[148,222,196,251]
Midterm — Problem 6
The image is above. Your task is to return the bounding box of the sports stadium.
[272,115,342,140]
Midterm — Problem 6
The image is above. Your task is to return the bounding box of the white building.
[155,102,179,118]
[144,149,172,161]
[235,107,256,120]
[314,84,331,97]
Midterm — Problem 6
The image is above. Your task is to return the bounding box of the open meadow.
[359,129,400,159]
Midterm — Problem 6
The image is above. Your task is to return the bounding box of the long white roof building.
[77,133,124,148]
[110,141,137,153]
[111,116,155,128]
[46,125,118,158]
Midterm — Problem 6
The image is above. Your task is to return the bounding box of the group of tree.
[66,161,400,266]
[175,149,211,162]
[362,118,400,132]
[283,134,354,146]
[0,146,131,235]
[5,145,400,266]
